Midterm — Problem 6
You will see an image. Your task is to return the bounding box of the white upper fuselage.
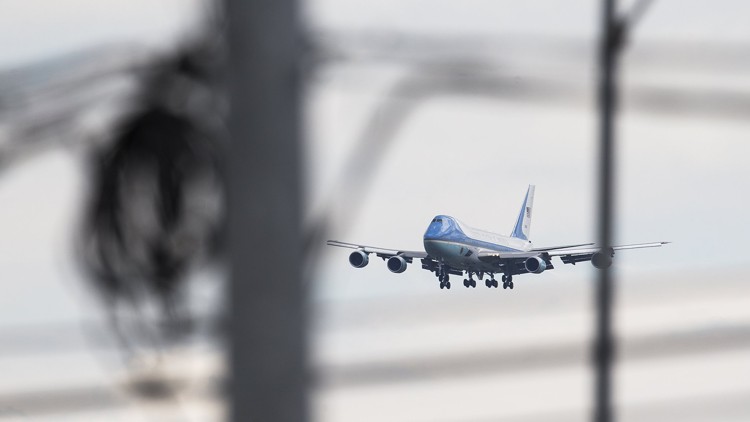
[423,215,531,271]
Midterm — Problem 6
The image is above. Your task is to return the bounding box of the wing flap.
[554,241,669,266]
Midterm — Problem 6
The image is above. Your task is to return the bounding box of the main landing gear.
[438,268,513,291]
[438,268,451,289]
[502,274,514,290]
[463,272,477,288]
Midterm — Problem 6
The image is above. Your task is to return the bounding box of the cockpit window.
[425,217,450,237]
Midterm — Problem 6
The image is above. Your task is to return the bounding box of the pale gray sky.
[0,2,749,421]
[0,0,748,306]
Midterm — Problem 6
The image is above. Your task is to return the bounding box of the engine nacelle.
[591,251,613,269]
[349,250,369,268]
[524,256,548,274]
[387,256,408,273]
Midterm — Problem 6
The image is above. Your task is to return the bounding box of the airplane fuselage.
[423,215,531,272]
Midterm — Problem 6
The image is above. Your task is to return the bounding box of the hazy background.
[1,0,749,420]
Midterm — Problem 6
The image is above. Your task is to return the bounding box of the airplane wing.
[478,241,669,269]
[475,248,555,276]
[531,243,594,252]
[550,242,670,266]
[329,238,669,284]
[548,242,669,257]
[326,240,429,259]
[477,250,540,260]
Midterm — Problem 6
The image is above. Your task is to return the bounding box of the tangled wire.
[78,26,226,357]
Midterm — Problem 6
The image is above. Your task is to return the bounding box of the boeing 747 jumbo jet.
[327,185,668,290]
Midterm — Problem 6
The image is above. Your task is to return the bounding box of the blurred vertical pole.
[594,0,618,422]
[225,0,307,421]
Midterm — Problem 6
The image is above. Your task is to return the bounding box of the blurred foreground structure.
[225,0,307,421]
[1,0,750,421]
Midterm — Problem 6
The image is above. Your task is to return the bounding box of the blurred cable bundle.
[0,8,227,360]
[79,33,227,352]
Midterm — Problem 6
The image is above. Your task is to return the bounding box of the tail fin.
[510,185,535,241]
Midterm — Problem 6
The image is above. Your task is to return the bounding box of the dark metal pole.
[595,0,619,421]
[225,0,307,421]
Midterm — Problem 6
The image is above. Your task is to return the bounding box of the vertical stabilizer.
[511,185,535,241]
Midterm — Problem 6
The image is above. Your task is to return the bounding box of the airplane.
[327,185,668,290]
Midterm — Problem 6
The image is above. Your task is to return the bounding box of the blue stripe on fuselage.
[423,215,520,254]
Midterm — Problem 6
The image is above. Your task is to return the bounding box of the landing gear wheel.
[470,279,476,288]
[446,281,451,289]
[463,279,468,288]
[485,279,491,288]
[439,282,444,289]
[509,281,514,289]
[502,281,508,289]
[493,279,498,288]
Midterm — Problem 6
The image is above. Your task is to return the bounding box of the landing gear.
[485,274,498,288]
[502,274,514,290]
[464,272,477,288]
[439,278,451,289]
[438,269,451,290]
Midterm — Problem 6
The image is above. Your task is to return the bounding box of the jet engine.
[387,256,408,273]
[349,250,369,268]
[524,256,547,274]
[591,251,613,269]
